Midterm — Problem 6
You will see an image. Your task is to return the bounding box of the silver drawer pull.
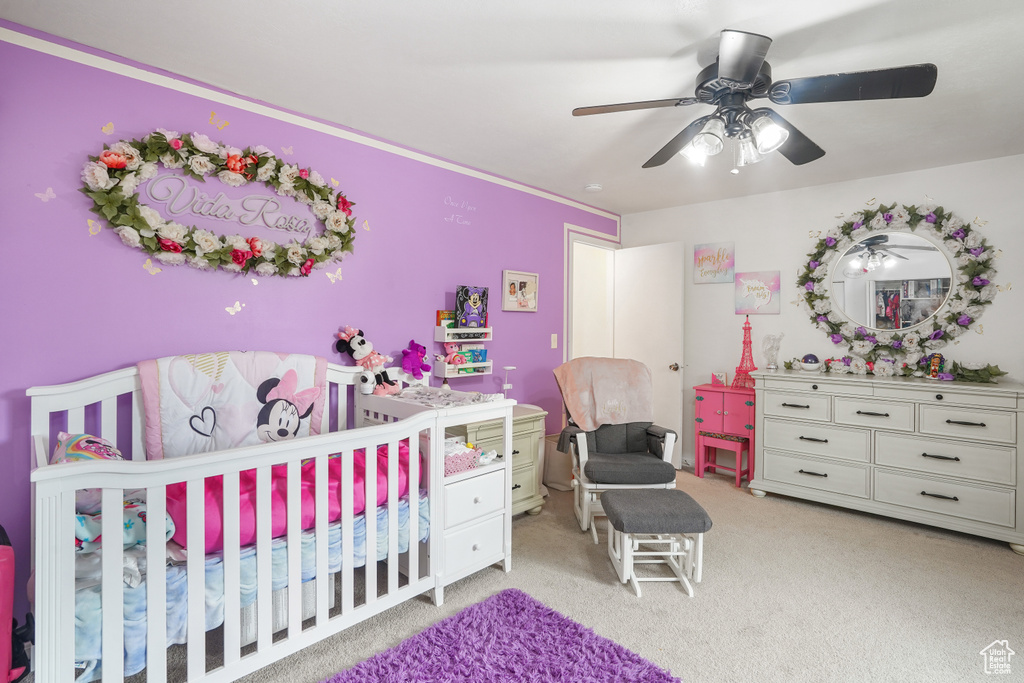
[921,490,959,502]
[798,469,828,478]
[946,419,986,427]
[856,410,890,417]
[798,436,829,443]
[781,403,810,409]
[921,452,960,462]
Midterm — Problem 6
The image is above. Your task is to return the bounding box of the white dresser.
[749,370,1024,554]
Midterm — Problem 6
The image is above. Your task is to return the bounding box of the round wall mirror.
[830,232,953,331]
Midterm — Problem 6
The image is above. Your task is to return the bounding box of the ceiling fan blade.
[717,29,772,87]
[642,116,711,168]
[881,249,910,260]
[768,64,937,105]
[753,108,825,165]
[573,97,698,116]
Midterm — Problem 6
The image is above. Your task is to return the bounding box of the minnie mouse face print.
[255,369,319,443]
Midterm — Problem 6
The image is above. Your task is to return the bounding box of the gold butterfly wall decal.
[251,278,259,286]
[35,187,56,202]
[807,230,822,239]
[142,258,162,275]
[363,220,370,231]
[331,178,340,187]
[997,282,1013,292]
[973,216,988,227]
[225,301,245,315]
[325,268,343,284]
[975,324,984,335]
[101,122,115,135]
[88,219,102,236]
[865,197,877,206]
[280,145,293,155]
[209,111,230,130]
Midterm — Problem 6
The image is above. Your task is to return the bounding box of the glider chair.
[553,357,678,542]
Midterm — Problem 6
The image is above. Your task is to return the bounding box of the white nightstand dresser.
[750,370,1024,554]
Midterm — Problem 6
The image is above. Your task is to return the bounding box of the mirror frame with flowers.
[796,202,999,375]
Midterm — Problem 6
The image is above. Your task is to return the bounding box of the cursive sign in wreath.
[80,129,356,277]
[797,202,998,366]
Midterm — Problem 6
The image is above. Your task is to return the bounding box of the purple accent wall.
[0,27,618,616]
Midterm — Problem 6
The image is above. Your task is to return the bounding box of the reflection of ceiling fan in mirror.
[572,29,938,170]
[841,234,938,278]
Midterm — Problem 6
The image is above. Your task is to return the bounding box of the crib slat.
[187,479,206,681]
[33,487,76,683]
[131,389,146,460]
[101,487,125,681]
[146,486,168,683]
[336,384,350,431]
[341,448,354,615]
[387,438,399,594]
[314,452,329,626]
[67,405,85,435]
[287,459,302,636]
[100,396,117,445]
[364,442,377,604]
[256,465,273,649]
[223,471,242,666]
[408,432,420,582]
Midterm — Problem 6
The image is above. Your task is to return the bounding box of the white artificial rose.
[308,170,326,187]
[155,128,180,141]
[850,340,874,357]
[220,145,242,159]
[192,229,221,255]
[157,221,188,243]
[190,133,221,155]
[159,152,185,169]
[875,331,893,345]
[217,170,247,187]
[312,201,332,221]
[221,262,243,273]
[81,161,117,191]
[254,261,278,276]
[154,251,186,265]
[278,164,300,185]
[945,239,964,254]
[116,226,141,248]
[873,361,895,377]
[137,162,158,182]
[924,337,947,351]
[225,234,249,251]
[964,231,983,249]
[326,210,350,234]
[888,207,909,228]
[831,363,850,375]
[966,304,985,318]
[286,244,306,265]
[812,298,831,314]
[117,172,139,197]
[252,145,273,156]
[306,236,329,255]
[869,212,888,230]
[187,255,215,270]
[904,351,924,366]
[956,272,970,284]
[820,249,836,264]
[903,334,920,350]
[963,289,980,301]
[812,264,828,279]
[849,357,868,374]
[944,324,966,338]
[259,242,277,259]
[941,217,964,236]
[110,142,143,171]
[978,285,998,303]
[256,159,276,182]
[835,237,852,253]
[826,225,842,239]
[287,266,301,277]
[138,205,164,229]
[840,323,856,338]
[189,155,216,176]
[294,190,313,205]
[948,298,968,313]
[326,233,343,251]
[956,253,976,267]
[276,182,296,198]
[813,282,826,296]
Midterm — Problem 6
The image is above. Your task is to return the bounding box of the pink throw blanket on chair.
[552,357,654,431]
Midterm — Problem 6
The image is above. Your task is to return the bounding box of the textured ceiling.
[3,0,1023,216]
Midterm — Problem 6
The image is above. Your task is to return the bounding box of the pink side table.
[693,384,756,487]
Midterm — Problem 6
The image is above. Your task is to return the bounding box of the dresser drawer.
[874,385,1017,409]
[763,419,869,462]
[833,397,915,431]
[510,465,537,505]
[762,450,870,498]
[443,514,505,576]
[762,391,831,421]
[474,433,536,469]
[764,378,872,396]
[444,470,505,528]
[875,432,1016,486]
[873,470,1015,527]
[919,406,1017,444]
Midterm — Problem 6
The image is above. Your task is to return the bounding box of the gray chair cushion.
[601,489,712,535]
[591,422,652,454]
[583,452,677,485]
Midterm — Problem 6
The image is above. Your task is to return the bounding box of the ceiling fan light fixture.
[678,141,707,166]
[749,114,790,154]
[734,132,763,167]
[691,117,726,156]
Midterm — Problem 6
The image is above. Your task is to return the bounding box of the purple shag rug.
[322,589,680,682]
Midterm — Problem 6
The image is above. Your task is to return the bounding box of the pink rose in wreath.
[225,154,246,174]
[158,238,183,253]
[299,168,309,179]
[337,195,353,216]
[300,258,315,276]
[169,138,183,151]
[231,249,253,266]
[99,150,127,169]
[247,237,263,258]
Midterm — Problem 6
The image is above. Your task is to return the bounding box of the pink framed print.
[693,242,735,283]
[735,270,781,314]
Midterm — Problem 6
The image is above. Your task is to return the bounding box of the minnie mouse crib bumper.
[28,351,515,683]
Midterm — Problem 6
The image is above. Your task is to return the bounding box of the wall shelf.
[434,359,493,378]
[435,326,493,343]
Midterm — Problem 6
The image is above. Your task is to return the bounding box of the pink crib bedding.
[166,440,417,553]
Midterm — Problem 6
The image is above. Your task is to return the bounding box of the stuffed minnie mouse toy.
[335,326,401,396]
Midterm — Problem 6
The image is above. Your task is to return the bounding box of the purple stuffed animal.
[401,339,432,380]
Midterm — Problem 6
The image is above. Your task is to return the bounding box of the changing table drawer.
[764,378,872,396]
[833,397,915,432]
[875,386,1017,409]
[762,450,870,498]
[762,391,831,422]
[875,432,1016,486]
[873,470,1015,527]
[444,470,505,529]
[919,405,1016,444]
[763,419,869,462]
[443,514,505,576]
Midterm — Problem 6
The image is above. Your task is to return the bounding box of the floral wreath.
[80,129,356,277]
[796,201,998,374]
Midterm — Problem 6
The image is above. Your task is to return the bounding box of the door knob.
[669,363,680,371]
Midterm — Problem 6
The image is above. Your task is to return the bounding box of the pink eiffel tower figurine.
[732,315,758,389]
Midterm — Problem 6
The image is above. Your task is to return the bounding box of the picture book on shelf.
[436,309,456,327]
[455,286,488,328]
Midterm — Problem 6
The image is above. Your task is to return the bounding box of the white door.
[612,243,685,464]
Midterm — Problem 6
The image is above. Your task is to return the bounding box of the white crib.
[28,361,515,682]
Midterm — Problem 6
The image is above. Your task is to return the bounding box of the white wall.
[570,241,615,359]
[621,154,1024,466]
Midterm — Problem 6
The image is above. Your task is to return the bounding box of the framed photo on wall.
[502,270,539,311]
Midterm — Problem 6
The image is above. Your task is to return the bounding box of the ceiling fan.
[573,29,938,169]
[841,234,937,277]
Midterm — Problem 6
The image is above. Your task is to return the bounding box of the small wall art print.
[735,271,781,314]
[693,242,735,284]
[502,270,538,312]
[455,285,489,327]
